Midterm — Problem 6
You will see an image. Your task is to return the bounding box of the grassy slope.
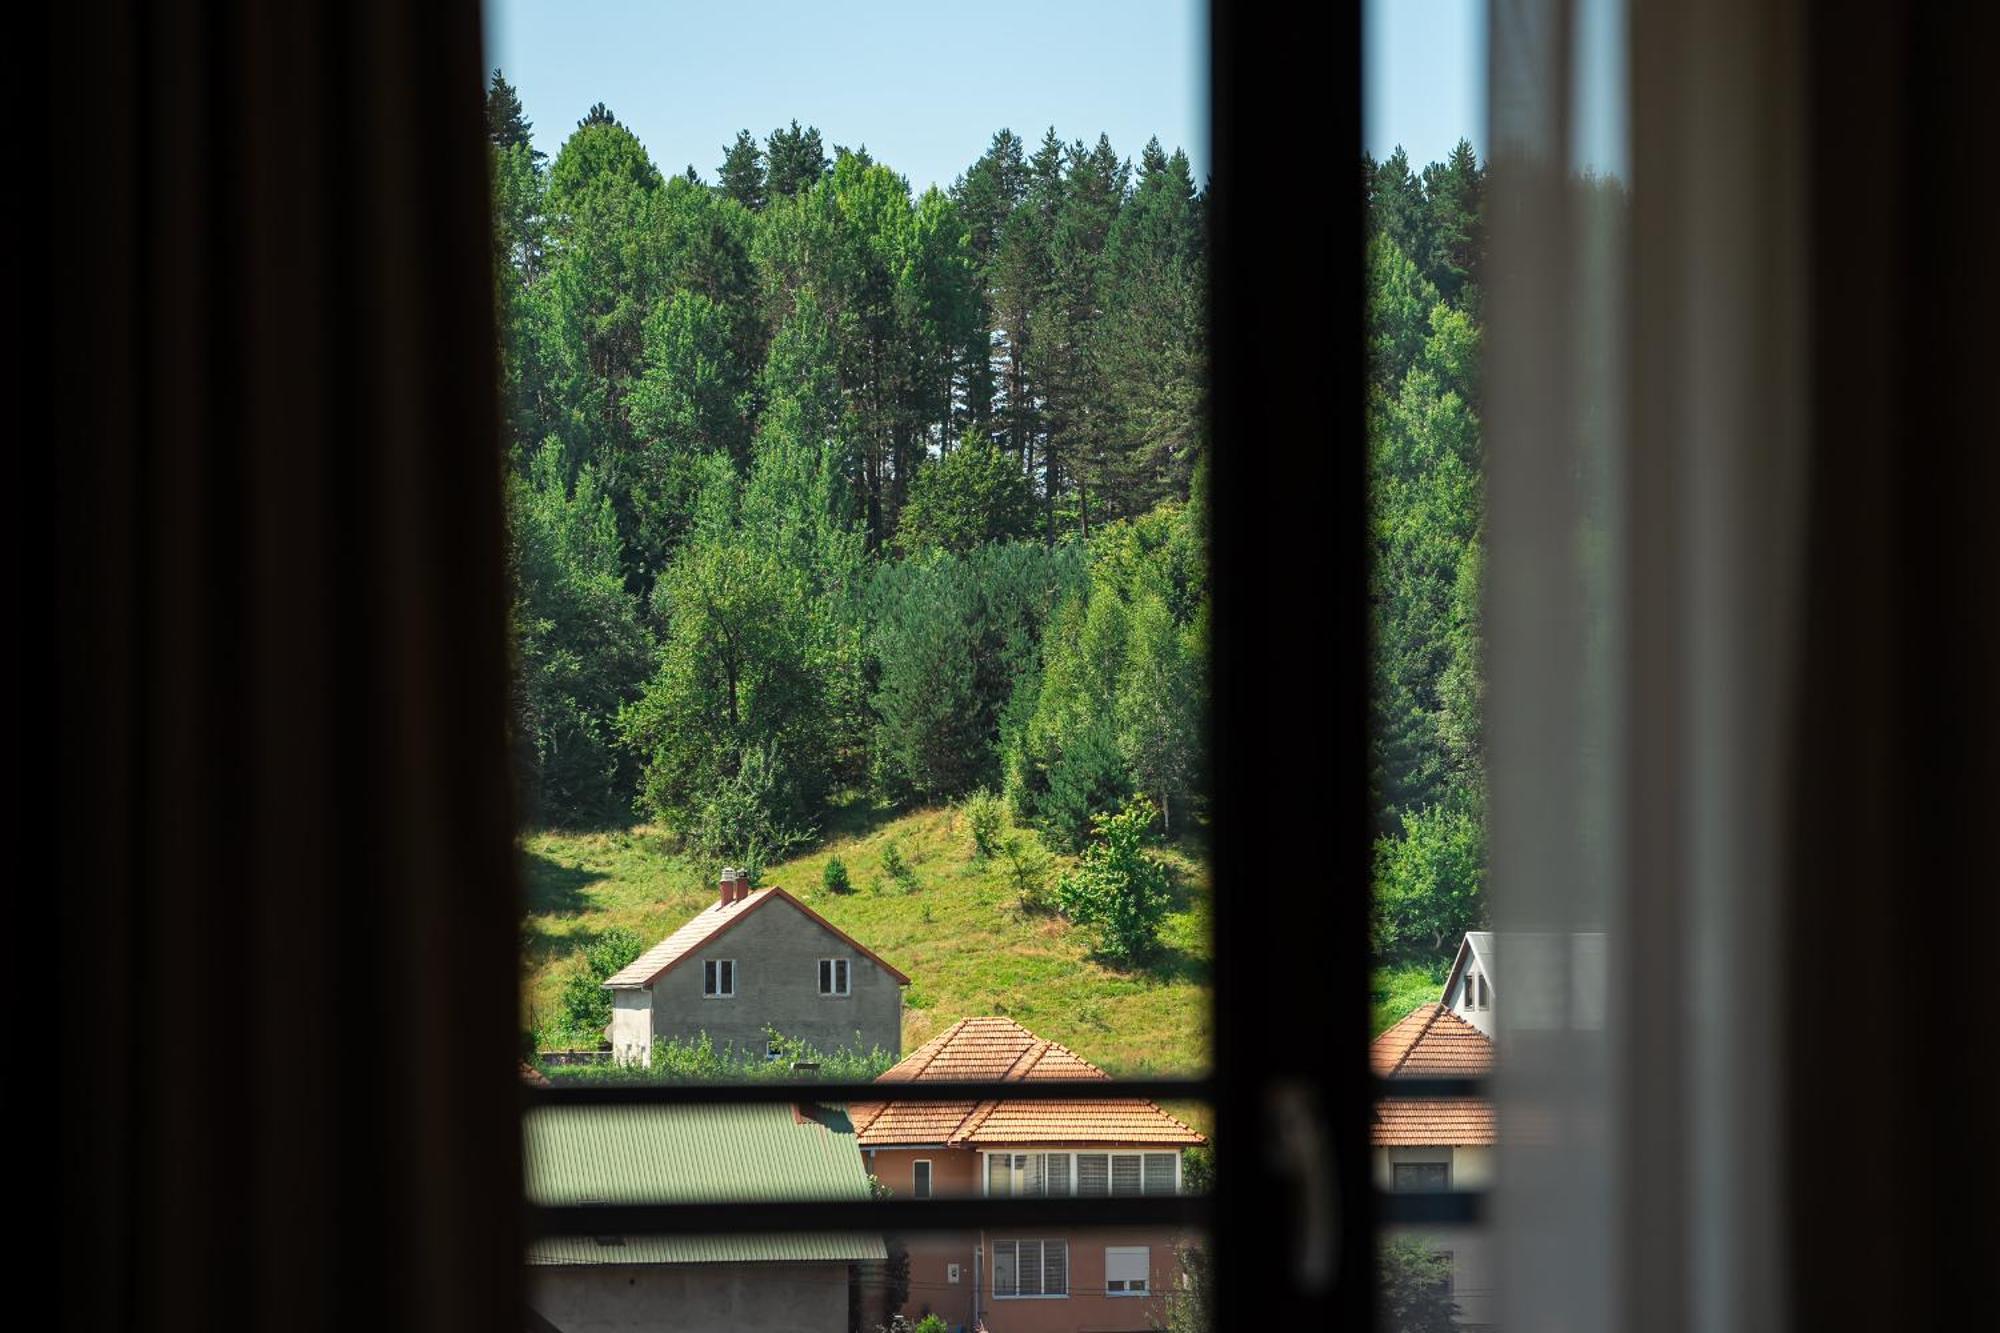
[1372,960,1448,1036]
[521,798,1213,1079]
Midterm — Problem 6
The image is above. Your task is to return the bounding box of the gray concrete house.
[603,868,909,1066]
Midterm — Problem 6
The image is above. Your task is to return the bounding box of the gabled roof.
[523,1102,886,1266]
[603,886,911,989]
[1371,1002,1492,1078]
[1371,1002,1494,1147]
[849,1016,1206,1148]
[1441,931,1494,1006]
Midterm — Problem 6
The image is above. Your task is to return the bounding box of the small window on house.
[1143,1152,1179,1195]
[913,1160,932,1199]
[1111,1153,1144,1196]
[1105,1246,1150,1295]
[765,1039,783,1062]
[993,1239,1068,1298]
[703,958,735,997]
[818,957,850,995]
[1392,1160,1451,1192]
[1476,972,1488,1009]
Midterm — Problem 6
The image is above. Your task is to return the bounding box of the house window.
[1077,1153,1109,1195]
[913,1160,932,1199]
[1476,972,1488,1008]
[818,957,850,996]
[993,1239,1069,1298]
[1106,1246,1150,1296]
[1392,1161,1451,1192]
[702,958,735,998]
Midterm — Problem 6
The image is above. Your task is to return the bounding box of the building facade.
[523,1099,888,1333]
[1374,973,1498,1329]
[852,1016,1205,1333]
[604,869,909,1066]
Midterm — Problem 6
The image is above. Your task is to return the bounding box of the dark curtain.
[1789,3,2000,1324]
[39,1,523,1328]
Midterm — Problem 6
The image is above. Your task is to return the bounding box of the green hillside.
[521,799,1212,1077]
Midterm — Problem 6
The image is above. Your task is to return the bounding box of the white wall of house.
[609,990,653,1066]
[530,1262,852,1333]
[1372,1145,1495,1192]
[1375,1145,1496,1328]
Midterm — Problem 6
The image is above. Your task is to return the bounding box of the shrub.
[961,788,1006,861]
[1055,796,1172,965]
[823,855,853,894]
[556,925,646,1042]
[1003,835,1058,914]
[881,840,919,893]
[1378,1235,1461,1333]
[1370,803,1486,960]
[685,740,813,887]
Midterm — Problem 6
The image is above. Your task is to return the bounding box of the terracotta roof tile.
[850,1017,1205,1148]
[1372,1098,1495,1146]
[1370,1003,1492,1077]
[1370,1002,1494,1146]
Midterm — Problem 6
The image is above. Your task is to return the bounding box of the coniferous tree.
[485,69,543,160]
[717,129,767,211]
[766,120,829,198]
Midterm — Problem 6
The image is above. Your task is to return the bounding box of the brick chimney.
[718,866,739,906]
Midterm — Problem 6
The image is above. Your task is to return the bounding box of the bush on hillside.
[1370,803,1486,960]
[556,925,646,1043]
[1056,796,1172,965]
[823,855,853,894]
[961,788,1006,862]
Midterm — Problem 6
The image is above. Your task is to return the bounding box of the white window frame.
[702,958,736,998]
[1105,1245,1150,1296]
[818,956,851,996]
[992,1238,1069,1299]
[912,1159,932,1199]
[982,1150,1181,1197]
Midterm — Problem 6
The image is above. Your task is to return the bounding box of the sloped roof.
[1371,1003,1493,1078]
[850,1016,1205,1148]
[1371,1002,1494,1147]
[603,886,911,989]
[524,1102,886,1266]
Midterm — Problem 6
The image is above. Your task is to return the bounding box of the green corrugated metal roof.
[528,1233,886,1265]
[524,1102,885,1266]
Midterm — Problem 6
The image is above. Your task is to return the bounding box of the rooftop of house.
[602,877,911,990]
[850,1016,1206,1149]
[1371,1000,1495,1147]
[523,1101,887,1266]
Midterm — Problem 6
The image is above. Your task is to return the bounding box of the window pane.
[1111,1154,1143,1196]
[1044,1240,1068,1296]
[1045,1153,1071,1196]
[1144,1152,1178,1194]
[994,1240,1017,1297]
[987,1154,1009,1197]
[1077,1153,1109,1196]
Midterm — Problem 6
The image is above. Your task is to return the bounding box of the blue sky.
[484,0,1208,194]
[484,2,1563,191]
[1365,0,1487,168]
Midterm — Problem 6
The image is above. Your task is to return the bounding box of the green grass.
[1371,960,1449,1036]
[520,796,1213,1080]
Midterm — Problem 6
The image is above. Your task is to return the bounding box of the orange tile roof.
[1373,1098,1495,1146]
[1371,1002,1493,1146]
[850,1017,1205,1148]
[1371,1003,1493,1077]
[604,886,910,989]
